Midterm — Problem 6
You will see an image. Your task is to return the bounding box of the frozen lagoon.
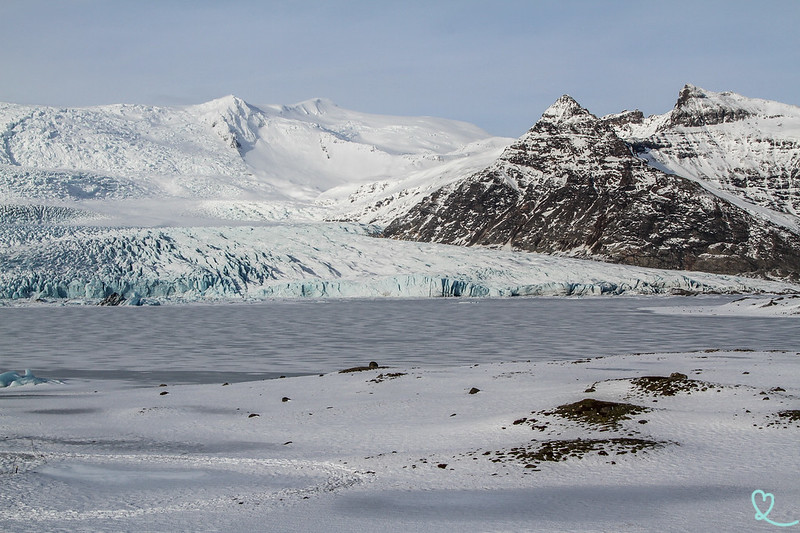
[1,296,798,385]
[1,296,799,532]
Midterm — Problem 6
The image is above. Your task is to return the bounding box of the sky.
[1,0,798,137]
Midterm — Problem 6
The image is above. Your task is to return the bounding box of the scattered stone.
[437,463,448,469]
[765,410,800,429]
[248,413,260,418]
[159,391,168,396]
[369,372,407,383]
[468,387,481,395]
[282,397,291,402]
[222,382,229,386]
[778,410,800,421]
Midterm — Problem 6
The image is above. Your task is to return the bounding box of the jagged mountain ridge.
[383,91,800,279]
[340,85,800,232]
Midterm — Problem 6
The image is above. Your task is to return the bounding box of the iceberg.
[0,369,55,387]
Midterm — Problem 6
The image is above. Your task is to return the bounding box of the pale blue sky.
[1,0,797,136]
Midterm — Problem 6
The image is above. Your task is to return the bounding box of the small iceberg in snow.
[0,369,59,388]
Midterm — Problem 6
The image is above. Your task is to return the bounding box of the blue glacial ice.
[0,369,56,387]
[0,222,794,302]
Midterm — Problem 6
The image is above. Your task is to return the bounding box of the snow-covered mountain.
[613,84,800,230]
[382,88,800,280]
[0,96,492,220]
[0,89,798,302]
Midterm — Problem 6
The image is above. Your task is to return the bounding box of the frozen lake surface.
[1,296,797,384]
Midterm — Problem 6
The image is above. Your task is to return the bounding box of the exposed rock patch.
[484,437,665,469]
[766,410,800,429]
[630,374,717,397]
[541,398,650,430]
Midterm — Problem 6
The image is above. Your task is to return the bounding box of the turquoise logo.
[752,490,799,527]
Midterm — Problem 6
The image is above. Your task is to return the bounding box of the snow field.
[1,349,798,531]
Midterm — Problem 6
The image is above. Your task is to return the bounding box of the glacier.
[0,222,793,302]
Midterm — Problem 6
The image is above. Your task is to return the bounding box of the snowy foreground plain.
[2,298,799,532]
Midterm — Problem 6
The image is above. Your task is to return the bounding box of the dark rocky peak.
[515,95,608,143]
[675,84,707,108]
[667,84,753,128]
[502,96,631,171]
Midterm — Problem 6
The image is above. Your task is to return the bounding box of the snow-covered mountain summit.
[539,94,595,124]
[667,83,798,128]
[612,85,800,223]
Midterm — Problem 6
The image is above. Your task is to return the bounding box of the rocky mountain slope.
[615,85,800,230]
[383,89,800,280]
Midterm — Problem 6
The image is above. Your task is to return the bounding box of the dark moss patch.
[540,398,649,430]
[630,373,714,396]
[368,372,407,383]
[487,437,665,469]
